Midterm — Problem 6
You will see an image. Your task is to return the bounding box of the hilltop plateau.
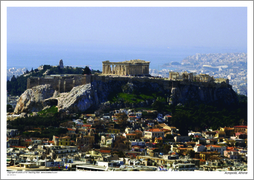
[14,74,238,115]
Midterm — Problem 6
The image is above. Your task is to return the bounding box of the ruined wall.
[27,75,90,93]
[27,74,232,96]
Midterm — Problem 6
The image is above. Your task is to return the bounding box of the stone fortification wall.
[93,75,231,90]
[27,74,231,94]
[27,75,91,93]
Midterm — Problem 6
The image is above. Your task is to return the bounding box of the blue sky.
[6,6,247,69]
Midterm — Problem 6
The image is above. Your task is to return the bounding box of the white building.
[144,129,164,139]
[193,144,206,153]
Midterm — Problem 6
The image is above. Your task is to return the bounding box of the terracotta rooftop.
[235,132,247,135]
[67,128,75,131]
[85,114,95,117]
[100,150,111,154]
[209,145,224,148]
[147,128,163,132]
[186,142,196,144]
[126,134,136,136]
[135,130,142,133]
[234,125,247,128]
[10,146,26,148]
[82,124,92,127]
[60,136,71,139]
[223,127,234,130]
[226,147,234,150]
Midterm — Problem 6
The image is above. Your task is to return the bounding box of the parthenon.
[102,59,150,76]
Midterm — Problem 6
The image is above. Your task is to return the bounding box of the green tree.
[165,134,174,140]
[116,113,128,130]
[82,66,91,75]
[7,104,13,112]
[187,150,195,158]
[11,75,17,82]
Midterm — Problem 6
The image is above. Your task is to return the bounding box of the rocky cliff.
[169,83,238,105]
[57,84,97,113]
[14,79,239,114]
[14,84,55,114]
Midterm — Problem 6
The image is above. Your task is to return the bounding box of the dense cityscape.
[6,57,248,175]
[150,53,247,96]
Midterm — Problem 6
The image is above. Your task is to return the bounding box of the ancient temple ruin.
[169,71,229,84]
[102,59,150,76]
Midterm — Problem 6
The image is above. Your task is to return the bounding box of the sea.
[7,45,246,71]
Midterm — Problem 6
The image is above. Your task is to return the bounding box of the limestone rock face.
[57,84,95,113]
[14,84,55,114]
[13,78,239,114]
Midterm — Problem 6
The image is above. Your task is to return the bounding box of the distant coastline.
[7,45,247,71]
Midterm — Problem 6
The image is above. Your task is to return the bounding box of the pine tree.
[82,66,91,75]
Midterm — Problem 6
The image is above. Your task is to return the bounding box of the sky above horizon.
[6,6,247,69]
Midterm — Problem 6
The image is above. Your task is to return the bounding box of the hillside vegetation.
[7,106,69,139]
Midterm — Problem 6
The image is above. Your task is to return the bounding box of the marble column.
[105,65,108,74]
[106,65,109,74]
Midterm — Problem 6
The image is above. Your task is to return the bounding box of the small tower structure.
[59,59,64,69]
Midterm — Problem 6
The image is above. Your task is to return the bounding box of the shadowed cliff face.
[93,80,238,105]
[91,80,166,104]
[14,80,238,114]
[169,83,238,106]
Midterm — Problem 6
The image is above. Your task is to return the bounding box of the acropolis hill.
[17,59,238,114]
